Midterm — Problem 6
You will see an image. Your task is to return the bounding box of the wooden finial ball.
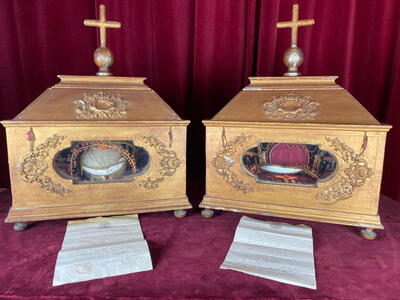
[283,47,304,76]
[94,47,114,75]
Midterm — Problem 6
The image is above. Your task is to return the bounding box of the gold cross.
[277,4,314,47]
[84,4,121,48]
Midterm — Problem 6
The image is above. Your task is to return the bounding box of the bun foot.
[360,228,376,240]
[173,209,187,219]
[14,222,28,232]
[201,209,214,219]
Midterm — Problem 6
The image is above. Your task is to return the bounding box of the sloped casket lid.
[3,75,188,126]
[205,76,390,131]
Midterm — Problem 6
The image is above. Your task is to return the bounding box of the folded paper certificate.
[53,215,153,286]
[220,216,316,289]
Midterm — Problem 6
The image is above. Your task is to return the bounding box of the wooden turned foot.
[360,228,377,240]
[13,222,28,232]
[201,209,214,219]
[173,209,187,219]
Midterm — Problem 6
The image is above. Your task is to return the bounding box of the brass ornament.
[138,135,181,190]
[18,133,70,196]
[316,137,373,204]
[75,91,128,119]
[213,134,254,193]
[263,94,319,120]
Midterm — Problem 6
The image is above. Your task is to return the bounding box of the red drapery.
[1,0,399,203]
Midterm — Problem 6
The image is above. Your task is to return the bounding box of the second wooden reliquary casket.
[201,76,391,239]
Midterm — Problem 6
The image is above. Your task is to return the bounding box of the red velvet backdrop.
[1,0,400,203]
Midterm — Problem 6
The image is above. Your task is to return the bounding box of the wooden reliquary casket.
[2,75,191,229]
[201,76,391,239]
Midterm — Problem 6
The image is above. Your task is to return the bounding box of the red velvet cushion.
[269,143,309,167]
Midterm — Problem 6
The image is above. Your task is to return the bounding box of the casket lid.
[2,75,188,127]
[205,76,390,131]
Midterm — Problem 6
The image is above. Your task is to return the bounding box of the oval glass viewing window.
[242,142,337,187]
[53,140,150,184]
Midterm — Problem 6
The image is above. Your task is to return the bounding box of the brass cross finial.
[277,4,314,47]
[276,4,315,77]
[84,4,121,48]
[84,4,121,76]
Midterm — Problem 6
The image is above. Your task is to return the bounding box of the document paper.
[53,214,153,286]
[221,216,316,289]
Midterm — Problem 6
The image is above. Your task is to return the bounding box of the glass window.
[242,142,337,187]
[53,140,150,184]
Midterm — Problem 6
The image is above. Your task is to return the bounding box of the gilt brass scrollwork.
[138,135,181,190]
[212,134,254,193]
[18,132,70,196]
[263,94,319,120]
[316,137,373,204]
[75,91,128,119]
